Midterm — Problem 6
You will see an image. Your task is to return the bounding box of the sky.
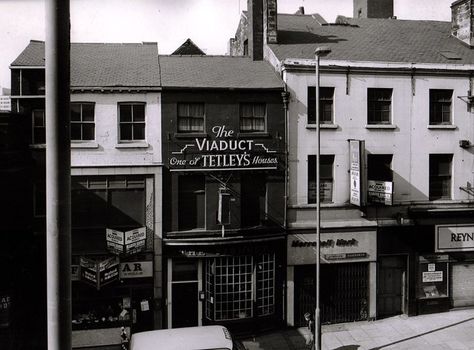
[0,0,453,90]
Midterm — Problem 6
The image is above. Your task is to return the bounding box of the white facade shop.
[286,229,377,326]
[435,224,474,309]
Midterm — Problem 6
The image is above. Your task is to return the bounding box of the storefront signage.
[422,271,443,283]
[287,231,376,265]
[119,261,153,279]
[80,256,120,290]
[368,180,393,206]
[106,227,146,256]
[349,140,365,206]
[169,125,280,171]
[0,295,12,328]
[435,224,474,252]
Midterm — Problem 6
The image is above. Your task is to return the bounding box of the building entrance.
[377,255,407,317]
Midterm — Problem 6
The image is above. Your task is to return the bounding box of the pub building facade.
[10,41,163,348]
[160,54,287,332]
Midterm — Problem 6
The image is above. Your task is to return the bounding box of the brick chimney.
[247,0,277,60]
[353,0,394,18]
[451,0,474,46]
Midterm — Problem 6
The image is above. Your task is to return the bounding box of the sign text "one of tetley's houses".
[169,125,279,171]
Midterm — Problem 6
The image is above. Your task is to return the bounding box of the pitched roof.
[270,15,474,65]
[11,40,161,88]
[159,55,284,89]
[172,38,206,55]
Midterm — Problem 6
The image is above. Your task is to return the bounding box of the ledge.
[115,142,149,149]
[174,132,207,139]
[306,124,339,130]
[365,124,397,130]
[71,142,99,149]
[427,124,457,130]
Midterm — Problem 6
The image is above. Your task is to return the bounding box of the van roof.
[130,325,234,350]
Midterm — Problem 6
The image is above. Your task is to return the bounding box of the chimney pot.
[299,6,305,15]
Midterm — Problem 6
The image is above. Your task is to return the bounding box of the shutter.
[452,263,474,308]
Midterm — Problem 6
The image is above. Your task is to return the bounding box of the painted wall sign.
[349,140,365,206]
[169,125,280,171]
[287,231,376,265]
[435,224,474,252]
[106,227,146,256]
[368,180,393,206]
[119,261,153,279]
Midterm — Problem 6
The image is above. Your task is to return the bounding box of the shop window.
[256,253,275,316]
[308,155,334,204]
[367,88,392,124]
[241,173,266,227]
[177,103,204,133]
[368,154,393,181]
[71,102,95,141]
[118,103,145,141]
[178,175,205,230]
[308,87,334,125]
[430,89,452,125]
[429,154,452,200]
[71,176,145,230]
[32,109,45,144]
[240,103,266,132]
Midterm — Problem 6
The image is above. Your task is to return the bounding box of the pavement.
[241,309,474,350]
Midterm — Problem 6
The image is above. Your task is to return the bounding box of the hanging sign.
[368,180,393,205]
[349,140,365,206]
[80,256,120,290]
[106,227,146,256]
[169,125,280,171]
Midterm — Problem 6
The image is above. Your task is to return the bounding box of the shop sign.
[169,125,280,171]
[80,256,120,290]
[0,295,12,328]
[106,227,146,256]
[422,271,443,283]
[368,180,393,206]
[287,231,376,265]
[349,140,365,206]
[435,224,474,252]
[120,261,153,279]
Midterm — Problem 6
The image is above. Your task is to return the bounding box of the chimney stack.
[353,0,394,18]
[295,6,305,15]
[451,0,474,46]
[247,0,278,60]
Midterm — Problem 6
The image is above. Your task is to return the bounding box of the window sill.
[365,124,397,130]
[427,125,457,130]
[306,124,339,130]
[29,144,46,149]
[174,132,207,139]
[71,142,99,149]
[237,132,271,138]
[115,142,149,149]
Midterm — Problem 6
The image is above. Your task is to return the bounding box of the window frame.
[308,154,334,204]
[118,102,146,142]
[177,102,205,133]
[32,109,45,144]
[239,102,267,133]
[429,154,453,200]
[308,86,335,125]
[71,102,95,142]
[367,88,392,125]
[429,89,453,125]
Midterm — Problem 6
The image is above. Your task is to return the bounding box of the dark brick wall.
[249,0,263,60]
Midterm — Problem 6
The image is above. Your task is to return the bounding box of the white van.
[130,325,246,350]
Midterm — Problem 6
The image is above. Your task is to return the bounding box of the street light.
[314,45,331,350]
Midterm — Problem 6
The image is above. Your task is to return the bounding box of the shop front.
[164,237,285,334]
[287,230,377,326]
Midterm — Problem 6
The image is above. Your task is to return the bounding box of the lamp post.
[314,46,331,350]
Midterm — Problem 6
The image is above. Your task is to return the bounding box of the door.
[378,255,407,317]
[451,263,474,308]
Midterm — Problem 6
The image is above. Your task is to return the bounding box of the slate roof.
[11,40,161,88]
[270,15,474,65]
[159,55,284,89]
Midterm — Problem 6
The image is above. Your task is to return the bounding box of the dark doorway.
[172,282,198,328]
[378,255,407,318]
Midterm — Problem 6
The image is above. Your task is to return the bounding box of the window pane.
[133,123,145,140]
[71,104,81,121]
[33,110,44,126]
[133,104,145,122]
[368,154,393,181]
[109,189,145,228]
[308,155,334,203]
[430,90,452,125]
[120,104,132,122]
[71,123,82,141]
[240,103,266,132]
[82,124,95,141]
[173,260,198,281]
[34,128,45,144]
[429,154,452,200]
[368,88,392,124]
[82,104,95,121]
[120,124,132,140]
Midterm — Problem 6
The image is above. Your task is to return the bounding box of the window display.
[417,255,449,299]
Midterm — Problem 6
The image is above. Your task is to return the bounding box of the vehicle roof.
[130,325,233,350]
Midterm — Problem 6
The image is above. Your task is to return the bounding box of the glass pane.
[241,104,253,117]
[82,124,95,141]
[109,189,145,227]
[70,104,81,121]
[133,123,145,140]
[120,124,132,141]
[71,189,107,227]
[178,104,188,116]
[33,110,44,126]
[254,103,265,116]
[71,123,82,141]
[120,104,132,122]
[133,104,145,122]
[34,128,45,144]
[82,104,95,121]
[173,260,198,281]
